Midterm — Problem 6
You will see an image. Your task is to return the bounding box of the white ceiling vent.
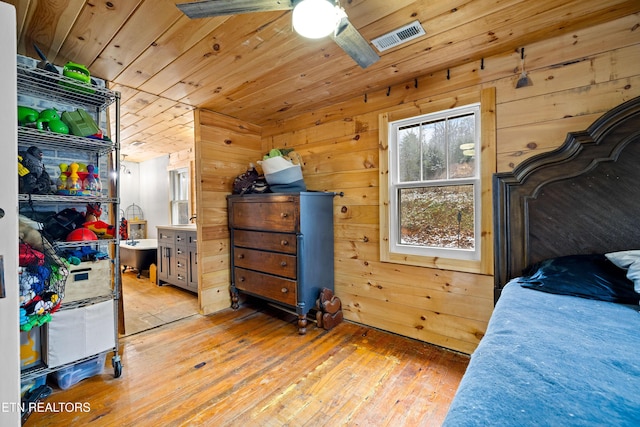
[371,20,426,52]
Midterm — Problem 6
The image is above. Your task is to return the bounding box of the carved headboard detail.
[493,96,640,301]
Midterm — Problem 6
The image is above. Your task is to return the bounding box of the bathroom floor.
[120,269,199,336]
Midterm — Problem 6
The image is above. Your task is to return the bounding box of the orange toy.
[83,220,116,239]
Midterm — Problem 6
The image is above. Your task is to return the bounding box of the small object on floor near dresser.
[316,287,343,331]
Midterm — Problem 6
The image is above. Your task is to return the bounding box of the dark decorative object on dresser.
[228,192,335,334]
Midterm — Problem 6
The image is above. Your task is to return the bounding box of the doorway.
[120,269,198,336]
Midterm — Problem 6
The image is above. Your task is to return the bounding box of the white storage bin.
[46,300,115,368]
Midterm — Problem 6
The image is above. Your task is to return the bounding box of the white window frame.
[170,167,190,225]
[379,88,495,274]
[388,104,481,261]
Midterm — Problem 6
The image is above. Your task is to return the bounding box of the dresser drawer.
[233,230,297,254]
[234,268,297,306]
[234,248,296,279]
[230,200,298,232]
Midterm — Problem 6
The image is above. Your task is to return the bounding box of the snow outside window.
[388,104,481,261]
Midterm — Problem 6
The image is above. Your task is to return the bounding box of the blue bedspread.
[443,280,640,426]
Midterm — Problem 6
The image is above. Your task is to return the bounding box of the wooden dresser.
[227,192,335,334]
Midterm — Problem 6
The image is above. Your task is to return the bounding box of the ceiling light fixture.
[292,0,341,39]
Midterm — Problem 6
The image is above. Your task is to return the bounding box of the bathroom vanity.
[156,225,198,293]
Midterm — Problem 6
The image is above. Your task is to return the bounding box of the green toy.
[61,61,94,94]
[20,313,52,332]
[18,106,39,126]
[36,108,69,134]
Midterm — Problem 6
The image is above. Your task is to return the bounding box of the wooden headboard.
[494,96,640,301]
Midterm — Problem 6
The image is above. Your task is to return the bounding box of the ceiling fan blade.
[177,0,294,19]
[332,17,380,69]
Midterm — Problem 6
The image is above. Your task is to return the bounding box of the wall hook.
[447,69,450,80]
[481,58,485,70]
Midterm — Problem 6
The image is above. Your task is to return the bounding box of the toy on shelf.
[56,163,101,196]
[85,203,102,222]
[82,203,116,239]
[42,208,86,241]
[83,221,115,239]
[20,312,52,332]
[66,227,98,242]
[23,292,60,317]
[66,162,82,193]
[18,106,39,126]
[18,146,52,195]
[19,243,45,267]
[61,61,94,94]
[61,108,100,137]
[56,163,68,191]
[82,164,101,195]
[36,108,69,134]
[18,232,68,332]
[119,216,128,240]
[18,155,30,177]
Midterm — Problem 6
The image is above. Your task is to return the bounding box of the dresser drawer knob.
[238,254,245,259]
[239,276,245,282]
[281,287,288,293]
[281,240,288,246]
[280,261,287,267]
[281,212,288,218]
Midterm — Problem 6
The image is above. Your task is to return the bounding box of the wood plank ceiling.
[5,0,639,162]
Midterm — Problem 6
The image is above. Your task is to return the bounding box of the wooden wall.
[195,110,264,314]
[196,14,640,354]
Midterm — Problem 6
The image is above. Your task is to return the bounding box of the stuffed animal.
[85,203,103,222]
[19,216,44,252]
[18,146,52,194]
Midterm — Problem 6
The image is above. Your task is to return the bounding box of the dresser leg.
[297,314,307,335]
[231,287,239,310]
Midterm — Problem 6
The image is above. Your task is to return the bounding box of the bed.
[443,96,640,426]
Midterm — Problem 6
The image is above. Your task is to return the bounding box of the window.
[390,104,481,261]
[379,88,495,274]
[170,168,190,225]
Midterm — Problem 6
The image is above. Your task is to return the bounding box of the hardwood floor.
[120,270,199,336]
[26,294,469,426]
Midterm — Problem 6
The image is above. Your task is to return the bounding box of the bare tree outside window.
[391,106,480,258]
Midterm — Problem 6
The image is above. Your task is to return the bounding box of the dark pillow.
[519,254,640,304]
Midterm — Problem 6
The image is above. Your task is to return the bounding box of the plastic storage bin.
[53,353,106,390]
[20,374,47,397]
